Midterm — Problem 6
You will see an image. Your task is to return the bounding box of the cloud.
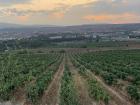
[11,0,97,10]
[87,0,140,15]
[0,8,48,16]
[17,15,29,22]
[83,13,140,23]
[0,0,140,24]
[0,0,30,6]
[47,12,64,20]
[0,0,97,15]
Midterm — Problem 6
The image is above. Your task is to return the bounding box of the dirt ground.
[67,57,97,105]
[86,70,133,105]
[41,58,65,105]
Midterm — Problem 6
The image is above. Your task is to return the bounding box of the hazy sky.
[0,0,140,25]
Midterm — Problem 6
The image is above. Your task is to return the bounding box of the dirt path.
[41,58,65,105]
[12,87,26,105]
[67,58,97,105]
[86,70,133,105]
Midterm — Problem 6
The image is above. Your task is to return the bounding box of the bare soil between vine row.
[67,58,97,105]
[41,59,64,105]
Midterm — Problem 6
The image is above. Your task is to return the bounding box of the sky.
[0,0,140,25]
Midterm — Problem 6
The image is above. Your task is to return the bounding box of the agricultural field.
[71,50,140,105]
[0,49,140,105]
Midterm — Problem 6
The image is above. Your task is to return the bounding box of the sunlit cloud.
[17,15,30,22]
[83,13,140,23]
[0,0,98,15]
[48,12,64,20]
[0,0,140,25]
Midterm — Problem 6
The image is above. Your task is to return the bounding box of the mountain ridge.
[0,23,140,33]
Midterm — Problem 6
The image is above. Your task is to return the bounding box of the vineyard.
[0,49,140,105]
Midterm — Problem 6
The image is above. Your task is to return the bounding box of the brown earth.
[86,70,133,105]
[41,58,64,105]
[67,57,98,105]
[12,87,26,105]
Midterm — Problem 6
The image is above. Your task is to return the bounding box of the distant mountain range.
[0,23,140,33]
[0,23,25,29]
[0,23,58,29]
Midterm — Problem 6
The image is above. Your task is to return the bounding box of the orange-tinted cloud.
[4,0,97,12]
[17,15,29,22]
[0,0,140,25]
[48,12,64,20]
[83,13,140,23]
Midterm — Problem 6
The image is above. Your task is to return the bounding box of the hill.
[0,23,140,33]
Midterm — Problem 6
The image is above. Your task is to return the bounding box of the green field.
[0,49,140,105]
